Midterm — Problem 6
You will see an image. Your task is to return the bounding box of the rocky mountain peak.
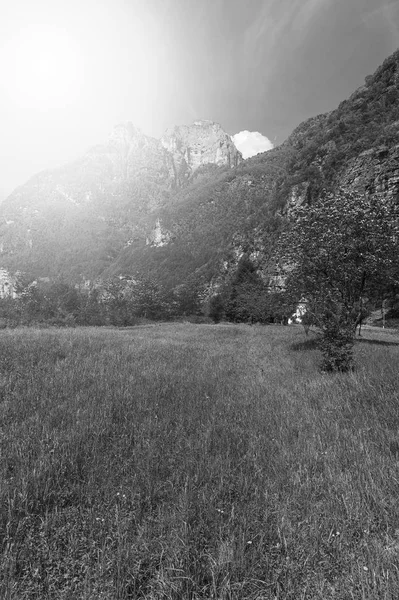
[106,122,154,153]
[109,122,143,141]
[161,120,242,184]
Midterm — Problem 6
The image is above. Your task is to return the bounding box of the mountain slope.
[1,49,398,290]
[0,121,242,281]
[121,48,399,290]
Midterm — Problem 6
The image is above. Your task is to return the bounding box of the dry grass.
[1,323,399,598]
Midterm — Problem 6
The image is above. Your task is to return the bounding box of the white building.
[288,300,307,325]
[0,269,17,299]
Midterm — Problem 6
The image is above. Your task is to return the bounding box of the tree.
[40,281,82,322]
[173,279,203,316]
[133,277,169,320]
[208,294,224,323]
[277,191,399,371]
[103,278,136,326]
[224,255,269,323]
[17,283,45,323]
[78,287,106,325]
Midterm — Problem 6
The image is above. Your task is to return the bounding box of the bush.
[208,295,224,323]
[320,319,354,372]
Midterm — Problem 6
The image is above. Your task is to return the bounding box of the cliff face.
[161,120,242,185]
[340,144,399,201]
[283,143,399,212]
[101,123,174,187]
[282,48,399,205]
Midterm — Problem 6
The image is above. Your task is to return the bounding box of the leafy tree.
[41,281,82,321]
[173,279,203,316]
[103,278,137,326]
[18,284,46,323]
[208,294,224,323]
[224,255,270,323]
[277,191,399,371]
[78,287,106,325]
[133,277,170,320]
[11,279,84,325]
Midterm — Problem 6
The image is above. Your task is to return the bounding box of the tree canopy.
[277,191,399,370]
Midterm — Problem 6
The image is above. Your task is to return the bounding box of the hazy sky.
[0,0,398,200]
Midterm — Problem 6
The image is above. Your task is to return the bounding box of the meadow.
[1,323,399,599]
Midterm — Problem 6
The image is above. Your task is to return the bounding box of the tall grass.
[1,324,399,598]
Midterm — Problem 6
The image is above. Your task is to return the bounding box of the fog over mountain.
[0,47,398,297]
[1,0,398,200]
[1,7,399,598]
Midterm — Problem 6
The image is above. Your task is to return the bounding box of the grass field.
[1,323,399,599]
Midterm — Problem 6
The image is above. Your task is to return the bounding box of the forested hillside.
[114,48,399,292]
[0,48,398,327]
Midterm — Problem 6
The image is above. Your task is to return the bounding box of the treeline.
[0,277,205,327]
[209,255,290,324]
[0,263,396,330]
[0,259,295,328]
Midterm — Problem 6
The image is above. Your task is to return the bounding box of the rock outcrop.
[341,144,399,201]
[0,268,17,298]
[103,123,174,185]
[161,120,242,185]
[146,219,172,247]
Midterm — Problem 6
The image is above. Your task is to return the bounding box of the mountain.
[161,120,242,186]
[0,48,398,293]
[0,121,242,282]
[112,48,399,292]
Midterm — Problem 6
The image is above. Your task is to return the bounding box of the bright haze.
[0,0,398,200]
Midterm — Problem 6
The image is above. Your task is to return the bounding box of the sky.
[0,0,398,200]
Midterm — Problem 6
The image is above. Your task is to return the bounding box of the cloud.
[232,130,274,158]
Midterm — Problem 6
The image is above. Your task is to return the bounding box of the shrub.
[320,319,354,372]
[208,294,225,323]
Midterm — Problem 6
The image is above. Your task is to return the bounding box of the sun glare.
[2,25,84,111]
